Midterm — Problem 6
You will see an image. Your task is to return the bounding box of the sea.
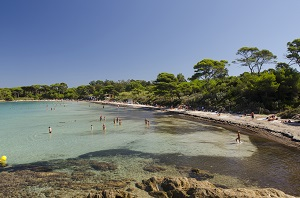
[0,101,299,196]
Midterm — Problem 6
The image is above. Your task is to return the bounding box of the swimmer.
[236,131,241,143]
[49,127,52,134]
[91,125,93,131]
[102,124,106,130]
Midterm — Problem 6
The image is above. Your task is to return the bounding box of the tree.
[64,88,79,99]
[0,88,13,101]
[177,73,186,82]
[190,59,228,81]
[274,62,300,108]
[11,87,22,98]
[234,47,276,74]
[154,72,178,100]
[234,47,259,74]
[255,49,277,74]
[286,38,300,67]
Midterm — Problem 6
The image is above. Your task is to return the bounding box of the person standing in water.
[236,131,241,143]
[251,112,254,119]
[49,127,52,134]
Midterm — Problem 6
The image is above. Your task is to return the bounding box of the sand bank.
[92,101,300,149]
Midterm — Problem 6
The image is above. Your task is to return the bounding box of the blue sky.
[1,0,300,88]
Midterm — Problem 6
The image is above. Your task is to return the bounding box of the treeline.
[1,38,300,114]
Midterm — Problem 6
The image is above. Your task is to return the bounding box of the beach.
[93,101,300,150]
[175,110,300,149]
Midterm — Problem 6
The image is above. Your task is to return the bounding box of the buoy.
[1,155,7,161]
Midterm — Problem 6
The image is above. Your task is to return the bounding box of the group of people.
[266,114,278,121]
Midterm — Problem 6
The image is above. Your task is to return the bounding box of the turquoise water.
[0,101,256,165]
[0,101,299,196]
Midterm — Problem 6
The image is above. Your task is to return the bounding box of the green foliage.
[277,107,300,119]
[234,47,276,74]
[190,59,228,81]
[154,72,178,99]
[286,38,300,66]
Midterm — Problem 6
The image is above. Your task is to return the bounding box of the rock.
[189,168,214,181]
[143,164,166,172]
[87,189,133,198]
[292,114,300,120]
[136,176,162,192]
[89,160,117,171]
[136,177,294,198]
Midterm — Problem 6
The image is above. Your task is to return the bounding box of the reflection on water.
[0,102,299,196]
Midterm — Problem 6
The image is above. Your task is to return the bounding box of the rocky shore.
[0,164,295,198]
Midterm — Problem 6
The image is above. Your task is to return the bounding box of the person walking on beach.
[236,131,241,143]
[49,127,52,134]
[251,112,254,119]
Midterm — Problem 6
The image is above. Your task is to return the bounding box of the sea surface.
[0,101,299,196]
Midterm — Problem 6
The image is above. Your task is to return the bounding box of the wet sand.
[93,101,300,150]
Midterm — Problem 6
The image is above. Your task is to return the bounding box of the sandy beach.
[93,101,300,150]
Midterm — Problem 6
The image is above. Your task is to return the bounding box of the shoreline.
[93,101,300,150]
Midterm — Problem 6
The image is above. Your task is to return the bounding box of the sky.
[1,0,300,88]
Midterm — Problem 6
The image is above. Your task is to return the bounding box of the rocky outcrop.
[0,169,295,197]
[136,177,295,198]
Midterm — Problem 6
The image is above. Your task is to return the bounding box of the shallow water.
[0,101,299,196]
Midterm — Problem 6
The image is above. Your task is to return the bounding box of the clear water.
[0,101,299,196]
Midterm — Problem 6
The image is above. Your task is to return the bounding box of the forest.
[1,38,300,115]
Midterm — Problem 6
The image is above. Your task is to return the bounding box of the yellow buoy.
[1,155,7,161]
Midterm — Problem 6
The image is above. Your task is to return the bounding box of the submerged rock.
[87,189,133,198]
[143,164,167,173]
[89,160,117,171]
[189,168,214,181]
